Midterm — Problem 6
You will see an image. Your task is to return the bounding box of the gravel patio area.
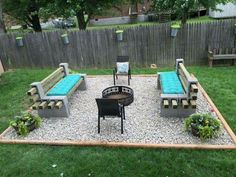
[2,76,234,145]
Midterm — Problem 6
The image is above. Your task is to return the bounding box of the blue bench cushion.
[159,71,184,94]
[47,74,81,96]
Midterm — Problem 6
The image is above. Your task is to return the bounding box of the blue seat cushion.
[159,71,184,94]
[47,74,81,96]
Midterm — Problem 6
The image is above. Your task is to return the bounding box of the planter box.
[61,34,69,44]
[16,37,23,47]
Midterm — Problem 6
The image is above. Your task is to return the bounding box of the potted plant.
[16,36,24,47]
[10,112,41,136]
[184,113,220,140]
[61,33,69,44]
[115,29,124,41]
[171,23,181,37]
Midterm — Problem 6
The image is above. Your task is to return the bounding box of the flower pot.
[116,30,124,41]
[171,24,181,37]
[61,34,69,44]
[191,125,199,137]
[16,37,23,47]
[13,122,36,134]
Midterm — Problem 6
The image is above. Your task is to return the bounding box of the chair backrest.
[96,98,121,117]
[117,56,129,63]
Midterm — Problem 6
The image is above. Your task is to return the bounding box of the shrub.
[184,113,220,140]
[10,111,41,136]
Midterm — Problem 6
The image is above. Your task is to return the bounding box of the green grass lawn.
[0,66,236,177]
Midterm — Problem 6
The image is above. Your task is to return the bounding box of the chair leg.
[128,76,130,85]
[113,71,116,85]
[123,106,125,120]
[98,115,100,133]
[121,115,124,134]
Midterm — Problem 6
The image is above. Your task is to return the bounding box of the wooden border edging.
[0,74,236,150]
[0,138,235,149]
[197,80,236,144]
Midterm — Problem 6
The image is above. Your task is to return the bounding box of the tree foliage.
[0,0,6,33]
[47,0,124,30]
[3,0,50,32]
[152,0,232,24]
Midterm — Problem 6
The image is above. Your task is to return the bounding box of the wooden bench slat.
[43,72,65,93]
[27,87,37,96]
[163,99,169,109]
[182,100,189,109]
[190,92,197,100]
[190,100,197,109]
[32,102,41,110]
[179,63,191,80]
[30,94,39,102]
[190,84,198,93]
[67,79,83,98]
[48,101,55,109]
[171,100,178,109]
[39,101,47,109]
[213,54,236,60]
[55,101,63,109]
[41,67,64,86]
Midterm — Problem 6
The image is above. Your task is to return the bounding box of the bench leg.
[208,60,213,68]
[232,59,235,66]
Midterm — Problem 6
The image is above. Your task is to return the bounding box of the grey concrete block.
[78,74,87,90]
[160,107,196,118]
[59,63,69,76]
[31,82,45,99]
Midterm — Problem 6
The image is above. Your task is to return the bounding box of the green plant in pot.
[171,23,181,37]
[184,113,220,140]
[61,33,69,44]
[16,36,24,47]
[115,29,124,41]
[10,111,41,136]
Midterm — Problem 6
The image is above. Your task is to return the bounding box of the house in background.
[89,0,151,25]
[209,2,236,18]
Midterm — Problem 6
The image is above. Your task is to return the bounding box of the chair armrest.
[208,51,213,59]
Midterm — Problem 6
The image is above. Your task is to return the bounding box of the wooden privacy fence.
[0,19,235,69]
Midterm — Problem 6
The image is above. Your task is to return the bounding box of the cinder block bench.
[157,59,198,117]
[27,63,87,117]
[208,47,236,67]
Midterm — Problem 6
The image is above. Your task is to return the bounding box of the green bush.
[10,111,41,136]
[184,113,220,140]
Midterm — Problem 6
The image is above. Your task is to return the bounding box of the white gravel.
[3,76,234,145]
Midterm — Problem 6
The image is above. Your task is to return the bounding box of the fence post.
[0,59,4,75]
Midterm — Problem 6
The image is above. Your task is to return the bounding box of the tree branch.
[112,5,123,13]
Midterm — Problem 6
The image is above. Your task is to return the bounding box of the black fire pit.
[102,86,134,106]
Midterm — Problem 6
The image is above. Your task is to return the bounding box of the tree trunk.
[181,10,188,24]
[0,1,6,33]
[76,10,87,30]
[31,14,42,32]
